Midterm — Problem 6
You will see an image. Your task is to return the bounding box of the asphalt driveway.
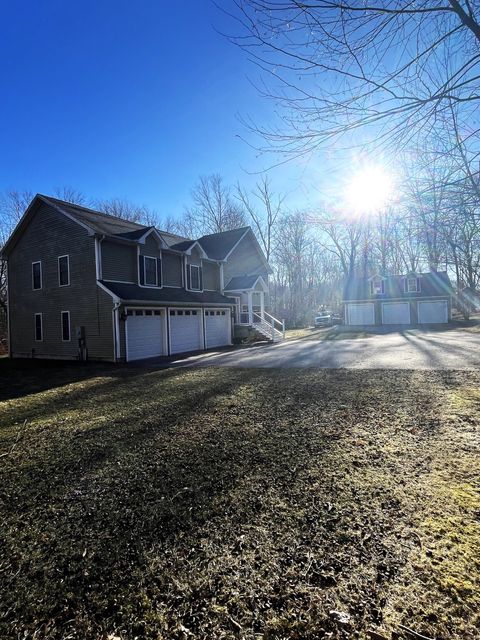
[168,328,480,369]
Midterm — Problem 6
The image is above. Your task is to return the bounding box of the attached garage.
[382,301,410,325]
[169,308,203,354]
[204,309,231,348]
[126,309,166,361]
[418,300,448,324]
[346,303,375,326]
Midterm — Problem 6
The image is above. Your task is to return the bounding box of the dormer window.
[370,277,385,295]
[189,265,202,291]
[406,276,420,293]
[139,255,162,287]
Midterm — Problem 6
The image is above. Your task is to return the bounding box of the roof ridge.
[38,194,148,229]
[198,226,250,240]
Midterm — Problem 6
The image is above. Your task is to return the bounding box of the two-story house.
[2,195,283,362]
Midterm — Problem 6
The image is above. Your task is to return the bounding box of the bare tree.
[94,198,160,227]
[182,174,246,237]
[227,1,480,156]
[235,176,284,261]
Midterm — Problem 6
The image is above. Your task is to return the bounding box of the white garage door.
[382,302,411,325]
[418,300,448,324]
[347,303,375,325]
[169,309,202,354]
[126,309,165,361]
[205,309,231,348]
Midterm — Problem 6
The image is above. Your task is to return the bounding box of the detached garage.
[418,300,448,324]
[346,303,375,326]
[382,301,410,325]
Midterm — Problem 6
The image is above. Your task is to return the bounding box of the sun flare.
[345,166,394,213]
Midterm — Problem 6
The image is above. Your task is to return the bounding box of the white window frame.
[32,261,42,290]
[34,313,43,341]
[58,255,70,287]
[190,264,201,291]
[61,310,71,342]
[143,256,158,287]
[405,277,420,293]
[370,278,384,295]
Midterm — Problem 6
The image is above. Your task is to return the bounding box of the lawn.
[0,361,479,640]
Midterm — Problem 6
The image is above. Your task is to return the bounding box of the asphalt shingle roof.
[197,227,250,260]
[100,281,235,305]
[343,271,453,301]
[224,275,261,290]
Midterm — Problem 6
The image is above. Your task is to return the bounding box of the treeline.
[1,150,479,334]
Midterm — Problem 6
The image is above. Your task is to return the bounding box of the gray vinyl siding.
[139,234,161,257]
[7,203,114,361]
[163,252,183,287]
[101,240,137,282]
[223,233,268,283]
[203,261,220,290]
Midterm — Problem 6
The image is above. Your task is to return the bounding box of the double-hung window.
[190,265,201,290]
[58,255,70,286]
[406,277,419,293]
[61,311,71,341]
[144,256,158,286]
[32,262,42,290]
[139,255,162,287]
[34,313,43,341]
[370,277,384,295]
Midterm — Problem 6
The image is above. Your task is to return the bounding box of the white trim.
[61,310,71,341]
[167,306,204,355]
[95,236,104,280]
[344,295,448,303]
[184,240,208,259]
[405,276,420,293]
[189,264,202,291]
[137,227,169,249]
[38,196,95,234]
[204,307,232,348]
[143,255,158,287]
[96,280,121,303]
[223,228,250,261]
[32,261,42,290]
[34,312,43,341]
[224,275,268,294]
[101,279,137,284]
[58,254,70,287]
[219,263,224,292]
[381,301,411,325]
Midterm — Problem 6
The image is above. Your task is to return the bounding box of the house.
[343,271,454,326]
[1,195,283,362]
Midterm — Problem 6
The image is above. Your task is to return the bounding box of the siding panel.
[101,240,137,282]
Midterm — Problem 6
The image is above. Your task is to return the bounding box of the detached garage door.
[382,302,410,325]
[169,309,202,354]
[418,300,448,324]
[205,309,231,348]
[126,309,165,361]
[347,303,375,325]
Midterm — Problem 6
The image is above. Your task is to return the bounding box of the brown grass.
[0,361,479,639]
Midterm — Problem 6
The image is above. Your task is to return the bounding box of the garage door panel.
[382,302,410,325]
[347,303,375,325]
[205,309,231,348]
[170,309,202,354]
[126,310,165,361]
[418,300,448,324]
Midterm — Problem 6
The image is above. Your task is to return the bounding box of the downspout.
[112,301,121,362]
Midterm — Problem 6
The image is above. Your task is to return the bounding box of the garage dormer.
[368,275,386,296]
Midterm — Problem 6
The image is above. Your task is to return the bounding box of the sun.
[345,166,394,213]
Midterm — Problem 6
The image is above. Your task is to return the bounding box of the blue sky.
[1,0,331,219]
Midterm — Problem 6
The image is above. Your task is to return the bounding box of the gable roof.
[344,271,453,301]
[224,275,267,291]
[197,227,250,260]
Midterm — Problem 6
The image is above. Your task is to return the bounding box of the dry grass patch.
[0,362,479,639]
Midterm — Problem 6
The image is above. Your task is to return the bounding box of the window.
[58,255,70,286]
[406,277,419,293]
[34,313,43,341]
[61,311,70,341]
[370,278,384,295]
[190,265,201,290]
[144,256,157,286]
[32,262,42,290]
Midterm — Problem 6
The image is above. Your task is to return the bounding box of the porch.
[224,275,285,342]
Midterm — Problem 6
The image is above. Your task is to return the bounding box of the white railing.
[252,311,285,341]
